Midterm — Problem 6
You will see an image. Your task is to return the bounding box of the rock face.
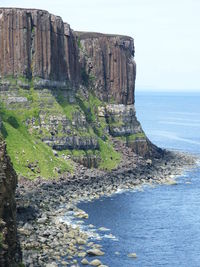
[0,7,161,164]
[43,136,99,150]
[76,32,136,105]
[0,8,80,85]
[0,8,135,104]
[0,130,21,265]
[98,104,142,136]
[75,31,158,157]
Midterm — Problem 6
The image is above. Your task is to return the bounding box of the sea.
[77,92,200,267]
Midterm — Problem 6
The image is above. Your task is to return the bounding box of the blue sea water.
[78,92,200,267]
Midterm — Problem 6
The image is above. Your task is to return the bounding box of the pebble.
[81,258,89,265]
[37,217,47,224]
[128,252,137,258]
[46,263,57,267]
[78,252,87,257]
[87,249,105,256]
[76,238,87,245]
[90,259,102,266]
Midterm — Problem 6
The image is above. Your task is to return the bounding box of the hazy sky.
[1,0,200,92]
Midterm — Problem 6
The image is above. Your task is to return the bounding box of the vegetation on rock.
[0,82,123,178]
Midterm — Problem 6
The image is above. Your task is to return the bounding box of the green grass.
[126,132,146,141]
[57,143,120,171]
[54,92,122,171]
[0,85,124,177]
[76,93,107,137]
[77,37,83,50]
[55,91,97,137]
[55,91,81,120]
[0,75,30,86]
[58,149,100,158]
[3,122,73,179]
[98,139,121,170]
[0,105,73,179]
[116,132,146,142]
[58,149,85,157]
[0,75,18,86]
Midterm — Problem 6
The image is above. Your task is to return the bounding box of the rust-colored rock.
[127,137,163,158]
[76,32,136,104]
[0,8,80,85]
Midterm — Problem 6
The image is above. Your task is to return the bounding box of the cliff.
[76,31,159,157]
[0,8,80,85]
[76,31,136,104]
[0,130,21,266]
[0,8,162,179]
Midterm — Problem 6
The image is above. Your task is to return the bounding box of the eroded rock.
[0,134,21,265]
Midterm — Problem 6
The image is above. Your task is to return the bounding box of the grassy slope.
[1,109,73,179]
[57,92,121,171]
[0,84,122,178]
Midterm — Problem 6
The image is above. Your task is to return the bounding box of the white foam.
[59,210,118,241]
[115,188,126,194]
[196,158,200,166]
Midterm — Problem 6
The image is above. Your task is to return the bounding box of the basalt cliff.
[0,7,163,176]
[0,8,161,180]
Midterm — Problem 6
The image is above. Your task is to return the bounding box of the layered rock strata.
[0,7,161,165]
[77,32,158,156]
[98,104,142,136]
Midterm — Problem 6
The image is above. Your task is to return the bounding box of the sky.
[0,0,200,92]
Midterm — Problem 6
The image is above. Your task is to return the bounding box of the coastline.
[16,147,198,266]
[0,7,198,267]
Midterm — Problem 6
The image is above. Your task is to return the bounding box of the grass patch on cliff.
[0,87,122,175]
[3,122,73,179]
[58,143,120,171]
[98,139,121,170]
[126,132,146,141]
[76,93,121,170]
[0,106,73,179]
[55,92,81,120]
[76,93,107,138]
[54,90,96,137]
[117,132,146,142]
[59,148,100,158]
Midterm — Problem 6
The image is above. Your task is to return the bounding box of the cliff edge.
[0,8,162,179]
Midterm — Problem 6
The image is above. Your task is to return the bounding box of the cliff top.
[0,7,62,20]
[0,7,52,12]
[0,8,133,40]
[75,31,133,41]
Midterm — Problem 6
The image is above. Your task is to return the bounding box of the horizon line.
[136,89,200,93]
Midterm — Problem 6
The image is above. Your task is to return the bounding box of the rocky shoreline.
[16,141,198,267]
